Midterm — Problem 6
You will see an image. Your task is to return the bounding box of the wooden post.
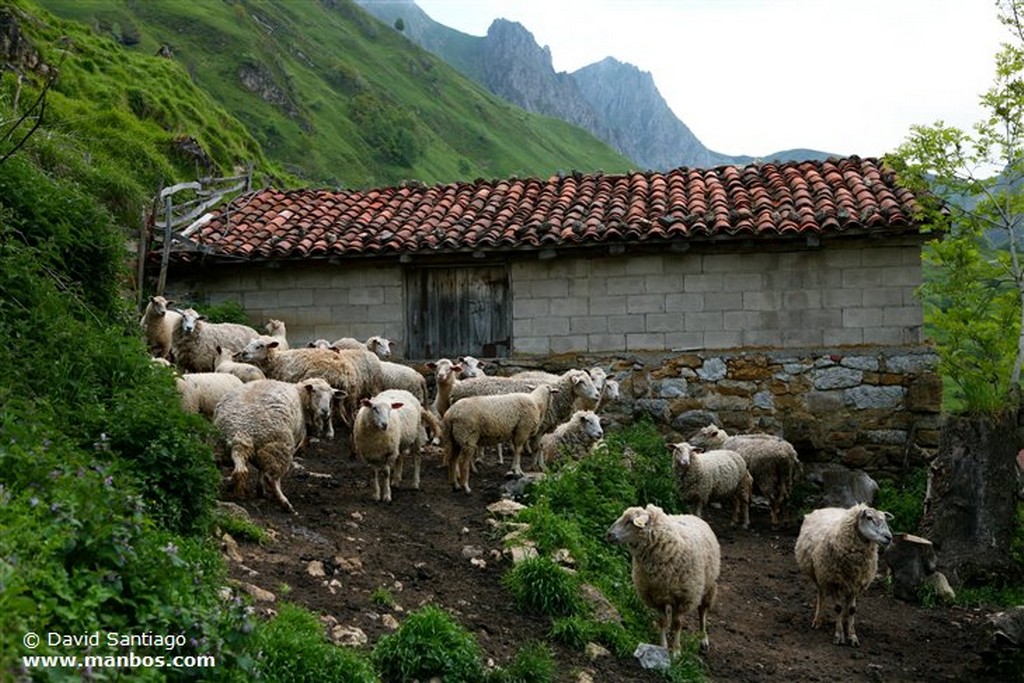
[135,209,148,312]
[157,193,172,296]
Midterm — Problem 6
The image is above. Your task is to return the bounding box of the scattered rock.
[584,642,610,659]
[334,555,364,573]
[500,472,545,500]
[215,500,252,523]
[552,548,575,566]
[580,583,621,624]
[241,582,276,603]
[576,671,596,683]
[381,614,400,630]
[221,533,244,563]
[508,546,539,563]
[307,560,326,577]
[487,499,527,517]
[470,557,487,569]
[634,643,671,671]
[461,545,484,560]
[328,624,368,647]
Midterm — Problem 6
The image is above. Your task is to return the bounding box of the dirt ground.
[221,434,1001,683]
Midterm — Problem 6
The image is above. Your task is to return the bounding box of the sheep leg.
[447,439,466,490]
[372,467,382,501]
[697,583,716,653]
[669,604,685,654]
[811,586,826,629]
[496,442,504,464]
[253,441,296,514]
[381,463,393,503]
[657,604,671,650]
[842,597,859,647]
[769,498,781,529]
[410,447,421,489]
[458,452,473,494]
[510,443,525,476]
[736,474,752,529]
[228,434,254,498]
[393,451,405,487]
[263,471,295,514]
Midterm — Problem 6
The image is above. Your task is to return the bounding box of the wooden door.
[405,265,510,359]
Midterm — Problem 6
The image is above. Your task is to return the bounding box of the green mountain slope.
[35,0,632,189]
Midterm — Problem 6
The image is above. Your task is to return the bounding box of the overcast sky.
[414,0,1008,159]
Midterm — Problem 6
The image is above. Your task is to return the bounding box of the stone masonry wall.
[495,346,942,476]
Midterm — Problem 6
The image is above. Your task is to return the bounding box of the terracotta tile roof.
[171,156,922,262]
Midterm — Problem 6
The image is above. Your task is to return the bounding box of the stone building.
[156,155,941,472]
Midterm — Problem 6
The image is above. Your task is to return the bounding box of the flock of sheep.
[141,295,895,656]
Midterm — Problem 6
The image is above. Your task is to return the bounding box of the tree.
[891,0,1024,413]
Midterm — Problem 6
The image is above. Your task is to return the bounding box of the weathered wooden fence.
[137,165,252,308]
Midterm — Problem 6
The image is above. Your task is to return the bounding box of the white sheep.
[380,360,428,405]
[537,410,604,469]
[213,377,339,513]
[426,358,462,416]
[587,366,607,394]
[670,442,752,529]
[264,319,290,350]
[794,504,893,647]
[214,345,266,383]
[352,389,438,502]
[171,307,262,373]
[441,383,555,491]
[596,377,620,412]
[175,372,244,419]
[451,369,600,448]
[332,335,393,359]
[235,338,380,426]
[605,504,721,653]
[457,356,487,379]
[139,295,182,360]
[692,425,800,529]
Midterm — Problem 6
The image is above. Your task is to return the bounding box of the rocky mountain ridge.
[358,0,832,170]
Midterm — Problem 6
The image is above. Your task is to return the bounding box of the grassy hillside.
[36,0,632,189]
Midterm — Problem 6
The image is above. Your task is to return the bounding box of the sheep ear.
[631,513,650,529]
[333,389,348,400]
[426,362,437,370]
[391,402,404,410]
[306,341,316,348]
[452,365,463,373]
[882,511,894,521]
[360,398,372,407]
[268,341,280,349]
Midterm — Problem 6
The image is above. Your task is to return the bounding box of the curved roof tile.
[174,156,924,262]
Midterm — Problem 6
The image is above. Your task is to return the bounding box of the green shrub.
[253,603,376,682]
[0,423,254,677]
[201,299,256,326]
[487,641,556,683]
[875,468,927,534]
[213,507,269,545]
[549,616,634,658]
[371,586,396,609]
[373,604,485,683]
[502,557,583,618]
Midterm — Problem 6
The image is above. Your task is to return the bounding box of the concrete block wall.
[511,241,923,355]
[170,263,405,348]
[168,238,923,360]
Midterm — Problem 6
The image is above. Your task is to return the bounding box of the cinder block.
[627,294,666,313]
[588,334,626,352]
[570,316,608,334]
[626,333,666,350]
